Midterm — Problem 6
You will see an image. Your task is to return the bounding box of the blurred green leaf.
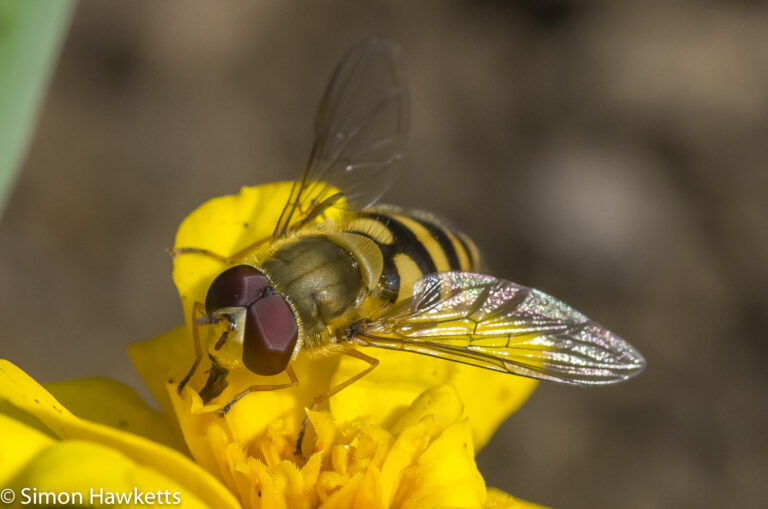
[0,0,75,217]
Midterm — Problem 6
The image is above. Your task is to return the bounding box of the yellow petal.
[393,419,485,509]
[484,488,551,509]
[310,409,334,443]
[10,440,209,508]
[330,349,537,451]
[319,472,363,509]
[129,325,195,418]
[390,384,463,439]
[379,417,431,505]
[450,364,537,451]
[330,350,450,430]
[0,360,240,509]
[351,465,385,509]
[0,412,53,486]
[46,377,185,451]
[0,398,55,439]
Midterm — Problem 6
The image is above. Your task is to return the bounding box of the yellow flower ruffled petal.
[11,440,207,509]
[0,360,239,509]
[330,350,537,450]
[167,381,517,508]
[0,412,53,486]
[129,325,194,420]
[46,376,185,451]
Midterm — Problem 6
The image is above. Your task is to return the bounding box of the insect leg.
[177,301,208,394]
[170,237,271,265]
[169,247,230,263]
[295,349,379,456]
[311,349,379,407]
[216,364,299,417]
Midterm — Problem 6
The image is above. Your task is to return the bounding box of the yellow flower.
[0,182,545,508]
[0,360,239,508]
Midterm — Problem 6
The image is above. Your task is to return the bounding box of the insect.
[174,37,645,418]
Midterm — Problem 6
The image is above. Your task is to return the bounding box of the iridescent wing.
[273,37,410,237]
[354,272,645,385]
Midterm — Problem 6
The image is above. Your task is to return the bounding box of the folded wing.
[356,272,645,385]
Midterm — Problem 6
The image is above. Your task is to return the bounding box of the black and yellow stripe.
[347,207,480,303]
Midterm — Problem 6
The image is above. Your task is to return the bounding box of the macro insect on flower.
[172,37,646,431]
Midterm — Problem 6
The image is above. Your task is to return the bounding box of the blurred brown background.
[2,1,767,507]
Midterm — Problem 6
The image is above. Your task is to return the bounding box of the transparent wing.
[355,272,645,385]
[274,37,410,236]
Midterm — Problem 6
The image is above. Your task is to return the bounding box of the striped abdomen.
[347,207,481,303]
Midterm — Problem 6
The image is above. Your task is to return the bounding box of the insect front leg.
[177,301,209,394]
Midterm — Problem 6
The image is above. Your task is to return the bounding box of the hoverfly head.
[204,265,298,376]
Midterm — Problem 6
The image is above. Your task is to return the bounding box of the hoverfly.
[174,37,645,418]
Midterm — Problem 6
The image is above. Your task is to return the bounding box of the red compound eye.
[243,294,298,376]
[205,265,270,315]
